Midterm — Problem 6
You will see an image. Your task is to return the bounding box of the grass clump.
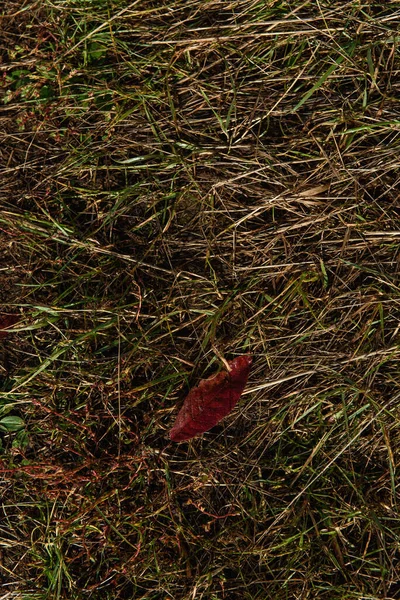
[1,0,400,598]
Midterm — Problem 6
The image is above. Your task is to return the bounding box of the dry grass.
[1,0,400,598]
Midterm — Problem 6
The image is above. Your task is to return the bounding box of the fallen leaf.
[0,314,20,339]
[170,355,252,442]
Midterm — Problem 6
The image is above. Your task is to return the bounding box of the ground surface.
[1,1,400,598]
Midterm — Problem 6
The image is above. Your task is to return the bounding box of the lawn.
[1,1,400,598]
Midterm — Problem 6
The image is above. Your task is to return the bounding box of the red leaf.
[170,355,252,442]
[0,314,20,339]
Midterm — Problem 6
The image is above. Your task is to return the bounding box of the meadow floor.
[1,1,400,598]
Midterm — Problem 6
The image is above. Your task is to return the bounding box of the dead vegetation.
[1,1,400,598]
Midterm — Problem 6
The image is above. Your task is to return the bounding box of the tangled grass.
[1,1,400,598]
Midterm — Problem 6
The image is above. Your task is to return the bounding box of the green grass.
[1,0,400,598]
